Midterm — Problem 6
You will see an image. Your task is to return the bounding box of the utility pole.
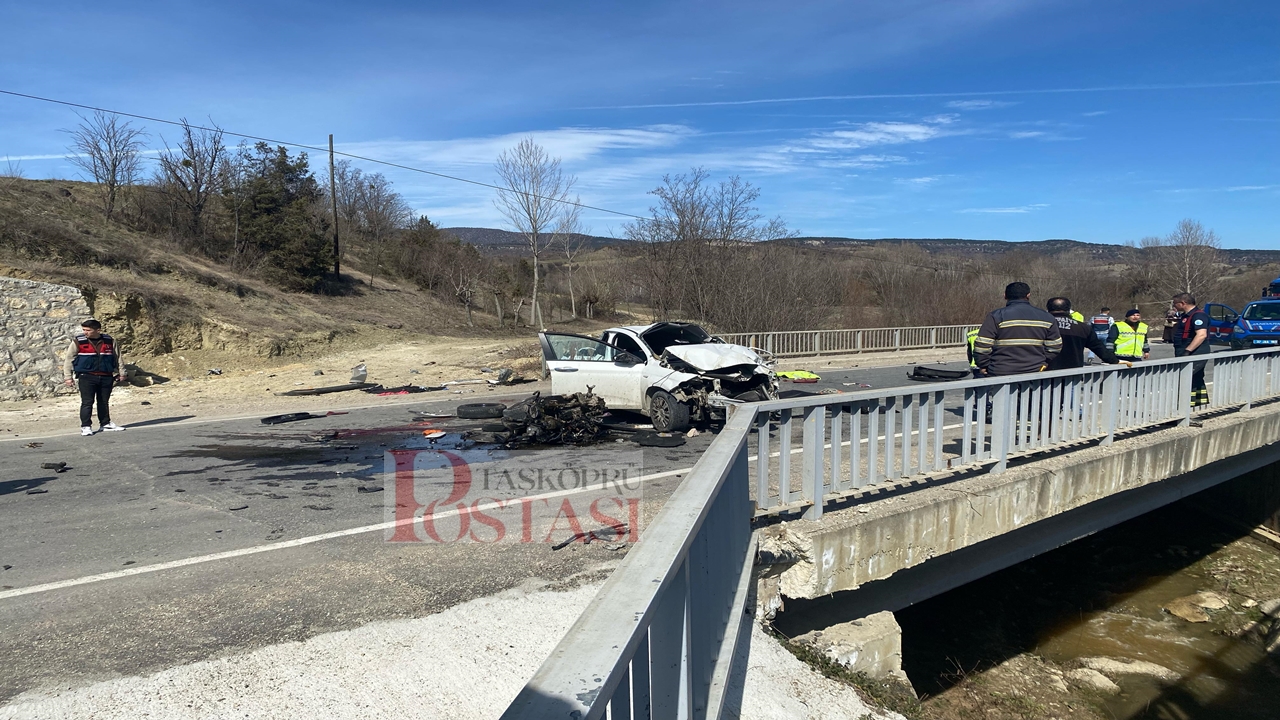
[328,134,340,277]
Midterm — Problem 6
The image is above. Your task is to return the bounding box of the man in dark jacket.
[973,282,1062,376]
[61,318,127,435]
[1045,298,1126,370]
[1171,292,1211,407]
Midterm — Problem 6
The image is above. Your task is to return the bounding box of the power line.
[0,88,650,221]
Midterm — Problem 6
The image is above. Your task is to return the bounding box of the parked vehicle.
[1204,299,1280,349]
[1263,276,1280,298]
[538,322,778,432]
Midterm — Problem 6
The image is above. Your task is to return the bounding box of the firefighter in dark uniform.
[973,282,1063,376]
[61,318,127,435]
[1171,293,1211,407]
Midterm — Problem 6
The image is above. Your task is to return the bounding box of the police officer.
[62,318,127,435]
[1171,293,1211,407]
[1107,309,1150,362]
[973,282,1063,376]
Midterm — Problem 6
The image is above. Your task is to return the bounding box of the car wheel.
[1230,340,1244,351]
[649,390,691,432]
[457,402,507,419]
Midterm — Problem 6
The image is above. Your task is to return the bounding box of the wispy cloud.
[960,204,1049,214]
[1009,131,1047,139]
[799,122,944,151]
[946,99,1017,110]
[896,176,938,186]
[581,80,1280,110]
[1225,185,1277,192]
[1081,110,1109,117]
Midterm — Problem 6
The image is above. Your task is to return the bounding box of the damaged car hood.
[664,344,770,373]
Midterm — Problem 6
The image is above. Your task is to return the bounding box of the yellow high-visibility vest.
[1070,311,1084,322]
[1114,322,1148,357]
[966,328,979,368]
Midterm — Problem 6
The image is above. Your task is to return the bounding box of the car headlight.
[1233,325,1245,334]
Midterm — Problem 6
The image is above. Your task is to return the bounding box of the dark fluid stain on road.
[898,472,1280,719]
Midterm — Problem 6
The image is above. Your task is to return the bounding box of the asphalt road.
[0,342,1212,703]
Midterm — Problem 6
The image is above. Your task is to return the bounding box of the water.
[898,474,1280,719]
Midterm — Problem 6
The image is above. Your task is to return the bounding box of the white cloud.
[1009,131,1047,139]
[1081,110,1109,117]
[896,176,938,186]
[960,204,1048,214]
[1225,185,1276,192]
[946,100,1017,110]
[801,122,942,151]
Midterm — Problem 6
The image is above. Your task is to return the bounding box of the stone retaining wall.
[1,275,91,401]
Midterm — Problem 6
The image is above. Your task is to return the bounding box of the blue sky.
[1,0,1276,247]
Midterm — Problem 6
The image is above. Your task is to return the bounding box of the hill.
[443,227,630,255]
[0,178,510,360]
[787,236,1280,265]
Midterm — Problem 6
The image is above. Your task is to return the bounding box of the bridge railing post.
[1100,370,1119,446]
[802,405,824,520]
[1242,354,1255,411]
[1178,362,1193,426]
[991,383,1012,473]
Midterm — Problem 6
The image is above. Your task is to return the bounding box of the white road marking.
[0,463,693,601]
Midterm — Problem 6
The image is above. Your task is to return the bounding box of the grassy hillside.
[0,178,511,358]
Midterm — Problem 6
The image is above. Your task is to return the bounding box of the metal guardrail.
[503,347,1280,718]
[500,409,757,720]
[751,347,1280,520]
[719,324,978,358]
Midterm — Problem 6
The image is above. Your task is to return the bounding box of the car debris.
[261,412,323,425]
[552,523,630,550]
[207,368,223,376]
[22,442,43,449]
[538,321,777,432]
[26,488,49,495]
[465,392,610,447]
[40,462,68,472]
[457,402,506,419]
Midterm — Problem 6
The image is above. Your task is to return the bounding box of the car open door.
[537,333,646,410]
[1204,303,1238,344]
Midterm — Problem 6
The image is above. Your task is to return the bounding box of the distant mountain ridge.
[443,227,1280,265]
[442,227,628,253]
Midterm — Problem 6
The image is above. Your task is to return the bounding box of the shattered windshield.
[1243,304,1280,321]
[641,323,716,355]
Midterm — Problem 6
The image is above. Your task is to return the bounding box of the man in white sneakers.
[62,318,127,435]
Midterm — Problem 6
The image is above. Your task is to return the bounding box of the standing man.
[1085,307,1114,364]
[1171,293,1211,408]
[973,282,1063,376]
[1046,298,1124,370]
[1107,309,1150,362]
[1162,306,1179,343]
[62,318,127,435]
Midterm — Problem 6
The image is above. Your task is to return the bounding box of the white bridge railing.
[719,324,977,358]
[502,347,1280,718]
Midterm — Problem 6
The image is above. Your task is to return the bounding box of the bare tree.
[156,118,226,245]
[553,198,586,319]
[354,172,412,288]
[494,138,576,327]
[218,142,253,263]
[1141,219,1224,299]
[63,111,148,219]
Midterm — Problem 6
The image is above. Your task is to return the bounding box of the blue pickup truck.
[1205,299,1280,349]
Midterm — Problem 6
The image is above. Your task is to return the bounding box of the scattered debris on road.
[22,442,43,449]
[464,392,610,447]
[457,402,507,420]
[356,485,383,494]
[26,488,48,495]
[552,523,630,550]
[229,505,249,511]
[40,462,67,472]
[275,382,379,397]
[261,412,323,425]
[632,430,686,448]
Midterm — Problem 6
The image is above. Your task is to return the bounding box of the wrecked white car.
[538,322,778,432]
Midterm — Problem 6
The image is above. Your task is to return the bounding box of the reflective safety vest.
[1070,311,1084,322]
[72,333,119,375]
[1113,322,1148,358]
[966,328,979,368]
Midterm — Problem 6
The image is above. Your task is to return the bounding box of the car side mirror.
[616,352,643,365]
[1227,313,1238,323]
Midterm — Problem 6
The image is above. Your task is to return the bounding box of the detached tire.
[648,390,690,433]
[457,402,506,420]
